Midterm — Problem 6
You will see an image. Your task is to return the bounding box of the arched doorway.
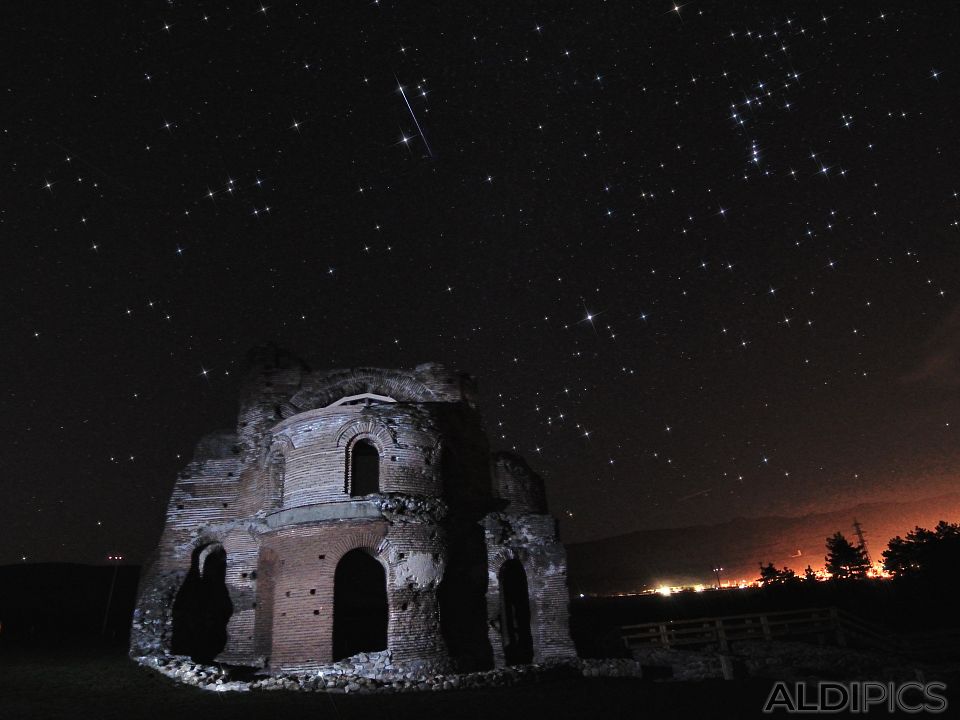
[499,559,533,665]
[332,549,388,660]
[171,544,233,662]
[349,440,379,496]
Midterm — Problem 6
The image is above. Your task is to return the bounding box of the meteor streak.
[396,76,433,158]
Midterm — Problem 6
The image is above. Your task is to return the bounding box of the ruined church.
[131,347,576,674]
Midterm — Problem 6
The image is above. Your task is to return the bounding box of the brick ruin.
[130,346,577,676]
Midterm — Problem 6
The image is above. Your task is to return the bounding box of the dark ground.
[5,644,960,720]
[0,645,783,720]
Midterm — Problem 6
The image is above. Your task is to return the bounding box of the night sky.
[5,2,960,566]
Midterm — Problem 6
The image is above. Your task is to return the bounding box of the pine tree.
[758,562,779,585]
[825,531,870,579]
[758,562,798,586]
[883,521,960,578]
[803,565,818,582]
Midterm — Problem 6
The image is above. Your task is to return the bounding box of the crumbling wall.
[482,513,576,665]
[130,431,241,657]
[491,452,548,514]
[483,455,576,665]
[129,550,182,657]
[283,363,467,413]
[232,346,307,516]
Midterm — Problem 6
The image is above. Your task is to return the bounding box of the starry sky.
[5,2,960,566]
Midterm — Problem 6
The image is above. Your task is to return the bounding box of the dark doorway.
[499,559,533,665]
[350,440,379,496]
[171,544,233,662]
[332,549,388,660]
[438,524,493,671]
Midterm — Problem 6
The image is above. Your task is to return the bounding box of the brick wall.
[273,404,443,508]
[257,518,449,670]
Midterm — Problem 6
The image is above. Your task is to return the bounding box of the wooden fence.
[621,606,891,653]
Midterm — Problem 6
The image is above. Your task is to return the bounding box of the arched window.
[349,439,380,496]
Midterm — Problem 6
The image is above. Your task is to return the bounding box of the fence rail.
[621,606,891,652]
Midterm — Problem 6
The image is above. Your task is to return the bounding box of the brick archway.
[171,542,233,662]
[332,547,388,660]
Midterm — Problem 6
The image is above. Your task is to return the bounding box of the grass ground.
[0,646,781,720]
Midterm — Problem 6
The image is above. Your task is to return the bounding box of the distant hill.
[566,492,960,595]
[0,563,140,645]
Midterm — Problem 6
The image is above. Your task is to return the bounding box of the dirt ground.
[0,646,784,720]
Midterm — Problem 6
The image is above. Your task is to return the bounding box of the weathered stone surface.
[131,348,577,684]
[136,654,645,694]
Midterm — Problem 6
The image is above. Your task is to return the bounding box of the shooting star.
[396,75,433,158]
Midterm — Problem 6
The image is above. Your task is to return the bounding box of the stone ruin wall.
[130,348,576,676]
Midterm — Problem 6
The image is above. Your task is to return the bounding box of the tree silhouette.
[758,562,798,586]
[803,565,818,582]
[824,531,870,579]
[883,521,960,579]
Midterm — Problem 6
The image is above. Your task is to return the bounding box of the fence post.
[659,623,669,648]
[830,607,847,647]
[715,618,728,652]
[760,614,772,641]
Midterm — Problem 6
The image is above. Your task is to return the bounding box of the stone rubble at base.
[135,652,645,693]
[135,639,936,693]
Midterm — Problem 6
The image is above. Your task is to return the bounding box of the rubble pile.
[136,654,645,693]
